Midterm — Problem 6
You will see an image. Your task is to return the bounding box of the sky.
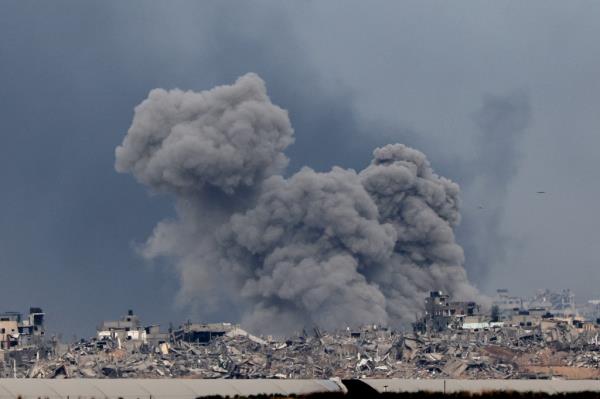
[0,1,599,337]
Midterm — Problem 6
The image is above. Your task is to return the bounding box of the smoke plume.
[116,73,480,333]
[457,92,531,283]
[115,73,294,196]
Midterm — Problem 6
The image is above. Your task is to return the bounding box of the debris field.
[3,323,600,380]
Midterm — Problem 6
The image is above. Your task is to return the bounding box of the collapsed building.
[173,322,236,344]
[3,289,600,380]
[8,313,600,380]
[412,289,599,335]
[493,288,578,320]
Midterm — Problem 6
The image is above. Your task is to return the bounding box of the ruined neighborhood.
[2,289,600,380]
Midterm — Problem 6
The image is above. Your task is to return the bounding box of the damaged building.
[173,322,236,344]
[493,288,524,319]
[413,291,479,333]
[4,288,600,380]
[97,310,168,346]
[0,308,45,350]
[493,288,579,321]
[10,311,600,380]
[530,288,577,317]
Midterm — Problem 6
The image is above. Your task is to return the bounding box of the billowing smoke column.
[115,73,294,196]
[116,73,479,333]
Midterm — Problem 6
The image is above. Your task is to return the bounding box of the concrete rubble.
[2,323,600,380]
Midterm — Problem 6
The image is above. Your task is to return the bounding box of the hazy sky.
[1,1,599,336]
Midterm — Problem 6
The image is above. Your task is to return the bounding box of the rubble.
[2,322,600,380]
[3,291,600,380]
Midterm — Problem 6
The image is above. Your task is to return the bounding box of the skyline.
[1,1,599,336]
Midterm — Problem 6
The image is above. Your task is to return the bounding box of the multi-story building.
[414,291,479,333]
[0,308,45,350]
[493,288,524,319]
[97,310,168,346]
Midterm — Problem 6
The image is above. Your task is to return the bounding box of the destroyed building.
[173,322,238,344]
[97,310,168,346]
[97,310,143,341]
[493,288,580,322]
[529,289,577,317]
[2,294,600,380]
[493,288,524,319]
[10,313,600,380]
[413,291,479,333]
[412,289,591,334]
[0,308,45,350]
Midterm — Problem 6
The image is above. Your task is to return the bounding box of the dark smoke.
[116,74,480,333]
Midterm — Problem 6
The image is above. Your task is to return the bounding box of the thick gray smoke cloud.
[359,145,479,324]
[116,74,480,333]
[221,166,395,330]
[115,73,295,318]
[115,73,294,196]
